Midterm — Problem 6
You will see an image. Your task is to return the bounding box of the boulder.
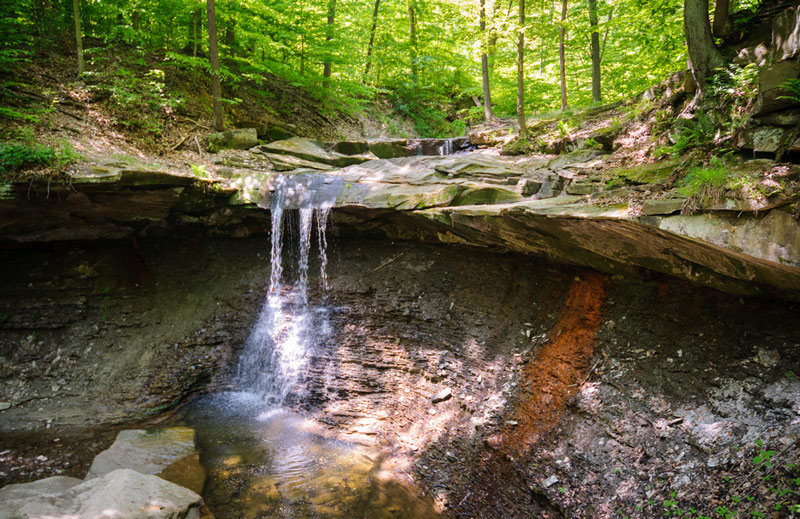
[208,128,259,152]
[261,138,376,167]
[752,59,800,116]
[519,178,543,196]
[0,469,202,519]
[566,182,602,196]
[334,141,371,155]
[0,476,82,502]
[546,150,605,171]
[771,6,800,62]
[368,139,417,159]
[86,427,205,494]
[733,43,771,67]
[235,121,296,142]
[738,126,786,153]
[754,110,800,126]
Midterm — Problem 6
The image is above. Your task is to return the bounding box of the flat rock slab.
[260,138,377,168]
[0,469,202,519]
[86,427,201,488]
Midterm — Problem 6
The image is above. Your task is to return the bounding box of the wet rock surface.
[0,468,203,519]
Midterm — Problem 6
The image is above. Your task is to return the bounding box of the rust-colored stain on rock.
[504,271,608,454]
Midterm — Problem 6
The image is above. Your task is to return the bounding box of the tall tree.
[588,0,601,103]
[207,0,224,131]
[480,0,494,122]
[323,0,336,80]
[559,0,568,111]
[684,0,724,90]
[713,0,732,39]
[517,0,527,140]
[363,0,381,81]
[72,0,84,75]
[408,0,419,83]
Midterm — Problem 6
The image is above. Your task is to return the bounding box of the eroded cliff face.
[1,233,798,517]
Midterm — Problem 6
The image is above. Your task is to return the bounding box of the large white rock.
[86,427,205,494]
[86,427,196,479]
[0,469,202,519]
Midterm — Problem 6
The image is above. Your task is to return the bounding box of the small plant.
[778,79,800,104]
[556,119,575,138]
[679,156,729,202]
[190,163,209,178]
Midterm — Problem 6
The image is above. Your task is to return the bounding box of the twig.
[458,491,472,507]
[569,358,602,387]
[372,252,405,273]
[170,133,192,151]
[54,106,85,122]
[194,136,202,155]
[180,117,211,131]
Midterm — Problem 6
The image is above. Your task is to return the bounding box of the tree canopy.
[0,0,766,136]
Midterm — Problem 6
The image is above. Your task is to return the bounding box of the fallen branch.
[372,252,405,273]
[54,106,85,122]
[194,135,202,155]
[180,117,211,131]
[170,133,192,151]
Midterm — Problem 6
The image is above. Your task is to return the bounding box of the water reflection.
[183,393,441,519]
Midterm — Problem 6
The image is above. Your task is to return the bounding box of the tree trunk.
[517,0,527,141]
[559,0,568,111]
[408,0,419,83]
[684,0,725,89]
[224,19,235,56]
[480,0,494,122]
[323,0,336,81]
[207,0,224,131]
[713,0,732,39]
[192,7,198,57]
[588,0,601,103]
[73,0,84,75]
[363,0,381,82]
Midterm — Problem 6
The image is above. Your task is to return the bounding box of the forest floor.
[0,45,417,182]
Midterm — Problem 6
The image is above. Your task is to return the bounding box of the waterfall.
[236,173,339,406]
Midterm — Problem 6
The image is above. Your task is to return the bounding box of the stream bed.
[182,392,441,519]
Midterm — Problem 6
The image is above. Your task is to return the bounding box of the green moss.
[608,159,678,187]
[452,187,520,206]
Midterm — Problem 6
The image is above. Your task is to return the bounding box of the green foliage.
[657,113,716,158]
[0,130,82,177]
[190,163,209,178]
[678,157,729,201]
[778,79,800,104]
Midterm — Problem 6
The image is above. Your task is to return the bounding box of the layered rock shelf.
[2,138,799,300]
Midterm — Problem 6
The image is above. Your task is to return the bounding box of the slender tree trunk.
[408,0,418,83]
[363,0,381,82]
[480,0,494,122]
[684,0,724,90]
[224,19,235,56]
[207,0,224,131]
[517,0,527,141]
[588,0,601,103]
[712,0,732,39]
[192,7,198,57]
[324,0,336,81]
[559,0,568,111]
[73,0,84,75]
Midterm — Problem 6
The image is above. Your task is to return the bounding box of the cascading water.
[182,172,440,519]
[235,173,338,406]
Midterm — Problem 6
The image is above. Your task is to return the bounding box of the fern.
[778,79,800,104]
